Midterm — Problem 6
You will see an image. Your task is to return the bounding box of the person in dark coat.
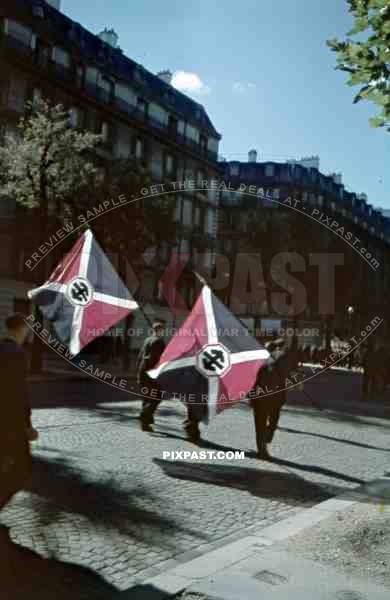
[361,342,381,399]
[252,337,296,460]
[136,319,166,431]
[0,314,38,514]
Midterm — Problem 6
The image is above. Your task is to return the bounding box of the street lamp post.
[346,305,355,369]
[346,305,356,335]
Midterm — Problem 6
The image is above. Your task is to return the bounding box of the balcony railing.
[115,96,134,117]
[49,61,74,83]
[2,32,33,57]
[84,83,113,105]
[111,97,218,162]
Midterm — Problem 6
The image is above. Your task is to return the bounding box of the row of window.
[229,163,277,178]
[2,18,218,156]
[220,188,389,242]
[228,163,379,219]
[175,197,215,233]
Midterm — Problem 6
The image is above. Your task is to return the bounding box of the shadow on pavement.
[31,380,136,409]
[93,402,183,423]
[279,426,390,452]
[118,583,175,598]
[154,434,365,488]
[1,533,116,599]
[354,477,390,505]
[283,405,390,429]
[266,456,364,485]
[153,459,342,505]
[25,455,206,548]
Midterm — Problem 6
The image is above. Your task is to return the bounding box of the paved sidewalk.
[142,476,390,599]
[282,480,390,589]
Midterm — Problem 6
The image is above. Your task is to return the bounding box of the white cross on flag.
[27,229,138,355]
[148,286,270,422]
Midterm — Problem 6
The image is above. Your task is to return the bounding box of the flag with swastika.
[27,229,138,355]
[148,285,270,422]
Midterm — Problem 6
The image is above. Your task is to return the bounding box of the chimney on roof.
[45,0,61,9]
[331,172,342,185]
[300,156,320,170]
[98,28,119,49]
[248,149,257,163]
[157,70,173,85]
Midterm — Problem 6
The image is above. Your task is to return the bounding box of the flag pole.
[193,269,208,287]
[134,297,153,329]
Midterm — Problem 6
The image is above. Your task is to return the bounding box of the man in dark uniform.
[0,314,38,522]
[136,319,166,432]
[252,336,294,460]
[183,402,202,444]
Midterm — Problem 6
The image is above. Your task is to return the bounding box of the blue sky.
[61,0,389,209]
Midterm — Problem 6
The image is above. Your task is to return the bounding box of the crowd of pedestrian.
[298,342,363,369]
[298,339,390,372]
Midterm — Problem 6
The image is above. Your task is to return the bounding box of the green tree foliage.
[0,99,101,219]
[327,0,390,130]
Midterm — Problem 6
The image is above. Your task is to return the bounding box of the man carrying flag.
[27,228,138,356]
[136,318,166,432]
[252,335,293,460]
[148,285,270,441]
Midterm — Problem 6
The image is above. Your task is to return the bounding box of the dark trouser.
[139,376,162,425]
[253,395,284,452]
[183,403,201,440]
[362,371,371,399]
[0,445,32,512]
[362,371,383,399]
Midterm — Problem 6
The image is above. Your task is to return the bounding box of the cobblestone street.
[2,382,390,597]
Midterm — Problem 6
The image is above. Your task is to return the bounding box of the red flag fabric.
[148,286,269,422]
[27,229,138,355]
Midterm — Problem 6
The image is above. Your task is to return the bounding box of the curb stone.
[141,475,390,598]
